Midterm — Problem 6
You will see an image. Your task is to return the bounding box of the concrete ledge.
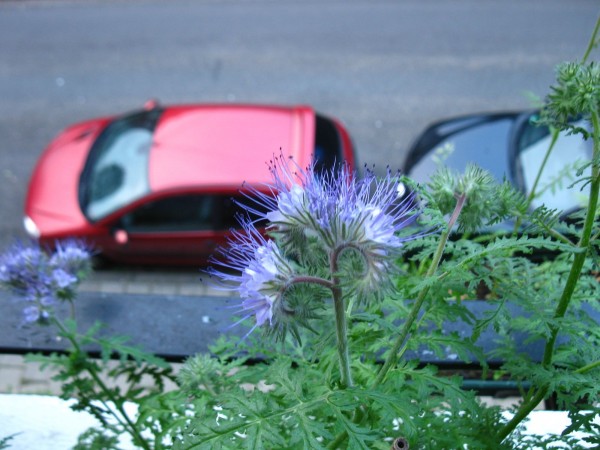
[0,394,136,450]
[0,394,597,449]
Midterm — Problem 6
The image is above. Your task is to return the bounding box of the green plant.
[166,17,600,448]
[1,17,599,450]
[0,434,18,449]
[0,241,176,450]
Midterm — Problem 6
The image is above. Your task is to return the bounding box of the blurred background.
[1,0,598,251]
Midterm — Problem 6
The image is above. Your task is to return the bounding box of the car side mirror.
[143,99,159,110]
[114,229,129,245]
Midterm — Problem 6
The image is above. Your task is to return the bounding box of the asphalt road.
[0,0,598,251]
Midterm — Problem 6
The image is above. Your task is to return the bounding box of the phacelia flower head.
[245,156,419,247]
[241,156,425,296]
[0,243,51,299]
[0,240,92,324]
[211,156,429,339]
[208,218,296,340]
[50,239,93,277]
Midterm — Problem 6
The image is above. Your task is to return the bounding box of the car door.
[105,193,238,265]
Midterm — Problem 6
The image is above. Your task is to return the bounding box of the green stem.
[575,359,600,375]
[544,110,600,366]
[497,109,600,443]
[283,263,351,388]
[513,128,560,234]
[526,129,560,207]
[373,193,466,388]
[582,16,600,63]
[328,195,467,449]
[330,247,353,388]
[287,275,334,290]
[542,225,576,247]
[53,318,151,450]
[327,430,348,450]
[69,299,76,321]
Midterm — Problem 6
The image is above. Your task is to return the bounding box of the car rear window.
[314,114,343,174]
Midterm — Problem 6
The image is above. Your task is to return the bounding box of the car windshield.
[407,117,515,184]
[79,109,161,221]
[516,117,592,213]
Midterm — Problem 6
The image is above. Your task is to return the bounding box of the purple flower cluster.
[0,240,92,323]
[209,218,294,340]
[211,156,425,337]
[245,157,422,294]
[247,158,418,249]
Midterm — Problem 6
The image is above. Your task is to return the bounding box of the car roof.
[148,104,316,192]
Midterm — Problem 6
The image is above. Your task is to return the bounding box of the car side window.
[119,195,213,232]
[119,194,266,233]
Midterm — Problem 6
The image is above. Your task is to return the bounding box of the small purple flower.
[0,240,92,324]
[240,296,274,327]
[209,218,294,339]
[50,240,92,275]
[51,268,78,289]
[0,243,47,293]
[22,295,56,323]
[23,305,44,323]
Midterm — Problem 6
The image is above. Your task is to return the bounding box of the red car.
[24,102,356,265]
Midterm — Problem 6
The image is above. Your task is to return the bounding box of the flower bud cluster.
[0,240,92,323]
[427,163,525,232]
[542,62,600,137]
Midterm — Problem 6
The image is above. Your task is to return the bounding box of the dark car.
[24,102,356,265]
[403,110,592,217]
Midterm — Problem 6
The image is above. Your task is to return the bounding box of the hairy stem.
[497,109,600,443]
[330,246,353,388]
[287,275,334,290]
[582,16,600,63]
[328,194,467,448]
[373,193,466,388]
